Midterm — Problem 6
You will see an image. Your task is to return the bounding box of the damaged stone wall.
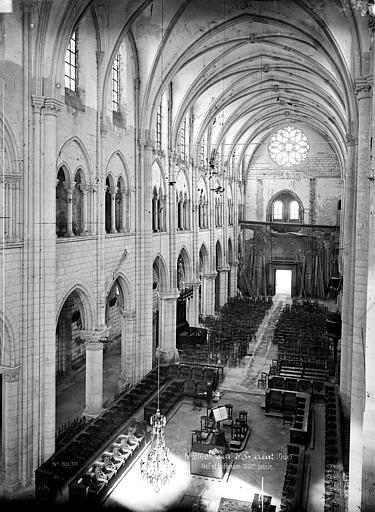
[240,226,339,297]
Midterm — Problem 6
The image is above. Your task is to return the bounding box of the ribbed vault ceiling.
[131,0,367,177]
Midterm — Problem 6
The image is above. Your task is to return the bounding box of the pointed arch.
[57,136,93,179]
[106,150,131,186]
[177,246,193,284]
[56,283,95,331]
[199,243,209,275]
[153,254,169,292]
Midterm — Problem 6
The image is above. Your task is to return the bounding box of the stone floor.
[104,395,290,512]
[54,294,335,511]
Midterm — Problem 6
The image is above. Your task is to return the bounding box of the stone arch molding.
[199,243,210,276]
[57,137,92,184]
[153,253,169,292]
[105,272,135,312]
[152,158,167,195]
[56,282,96,331]
[106,151,131,186]
[177,245,193,283]
[266,189,304,220]
[0,308,20,367]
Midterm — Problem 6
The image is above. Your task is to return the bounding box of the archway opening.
[104,279,125,400]
[55,290,86,429]
[275,269,292,296]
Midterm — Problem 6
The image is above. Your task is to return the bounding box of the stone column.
[65,183,75,237]
[120,187,127,232]
[136,139,154,379]
[81,328,109,417]
[168,154,178,289]
[186,281,200,326]
[362,70,375,511]
[229,262,238,298]
[1,367,21,496]
[88,184,96,235]
[348,78,372,512]
[363,170,375,510]
[118,309,136,391]
[157,290,180,365]
[81,184,88,235]
[202,272,217,317]
[340,133,356,420]
[217,266,230,307]
[42,98,63,461]
[110,186,118,233]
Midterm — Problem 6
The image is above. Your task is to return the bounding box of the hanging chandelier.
[140,409,175,492]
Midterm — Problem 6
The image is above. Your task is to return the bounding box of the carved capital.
[122,309,136,320]
[186,280,201,290]
[138,138,154,151]
[80,327,110,348]
[354,78,372,99]
[168,151,178,165]
[203,272,217,280]
[44,98,64,115]
[159,289,180,301]
[217,265,230,273]
[84,341,104,351]
[0,364,21,382]
[3,372,20,382]
[346,131,358,146]
[64,181,76,195]
[31,95,45,111]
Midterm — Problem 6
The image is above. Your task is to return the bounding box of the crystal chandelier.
[140,409,175,492]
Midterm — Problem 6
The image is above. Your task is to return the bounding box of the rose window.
[268,126,309,167]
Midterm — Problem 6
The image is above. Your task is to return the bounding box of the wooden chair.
[257,372,268,389]
[191,430,202,444]
[103,451,122,473]
[118,435,136,454]
[93,460,115,481]
[112,443,130,462]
